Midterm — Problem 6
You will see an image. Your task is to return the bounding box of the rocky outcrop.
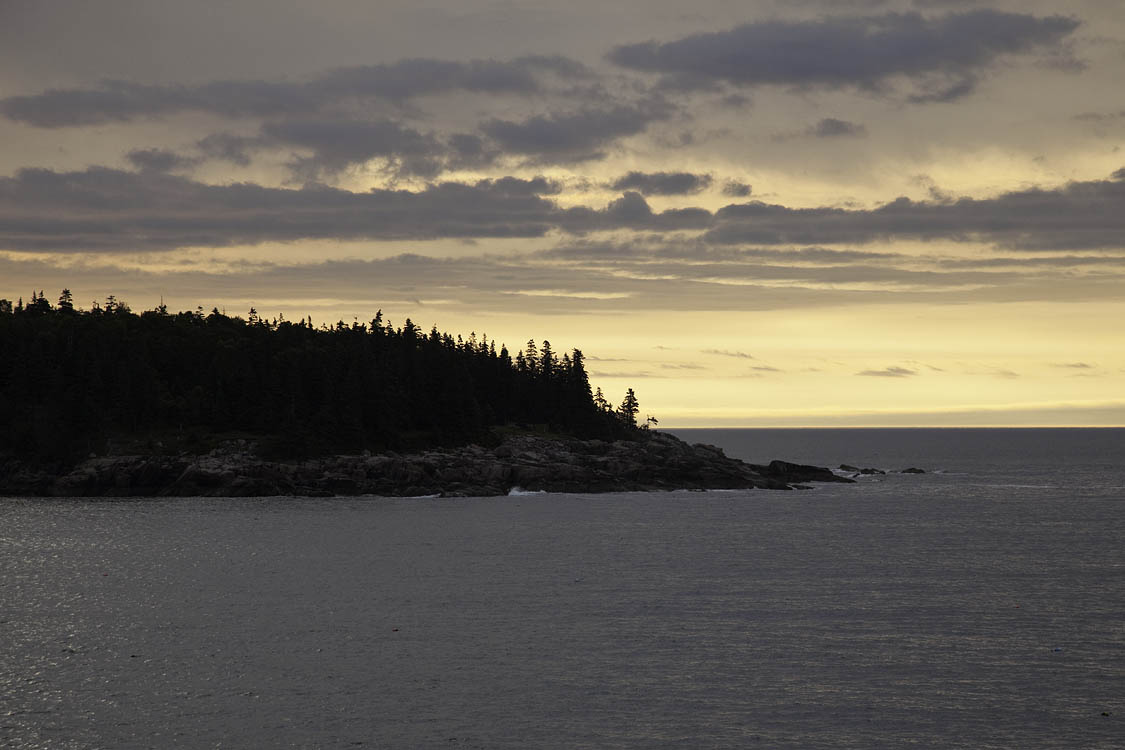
[840,464,886,475]
[0,431,853,498]
[761,460,848,485]
[837,464,928,478]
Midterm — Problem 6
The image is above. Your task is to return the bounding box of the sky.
[2,0,1124,427]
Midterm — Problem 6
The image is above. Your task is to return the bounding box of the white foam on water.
[507,486,547,496]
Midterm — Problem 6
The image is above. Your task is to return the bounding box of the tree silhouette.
[618,388,640,428]
[0,291,648,463]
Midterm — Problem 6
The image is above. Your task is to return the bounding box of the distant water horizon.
[662,423,1125,431]
[668,426,1125,489]
[664,424,1125,428]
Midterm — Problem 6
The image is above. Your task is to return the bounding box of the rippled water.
[3,429,1123,748]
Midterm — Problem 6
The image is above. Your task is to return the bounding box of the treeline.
[0,291,646,462]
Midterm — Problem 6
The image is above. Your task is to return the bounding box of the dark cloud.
[722,181,752,197]
[718,93,751,109]
[314,56,587,101]
[1,79,318,128]
[607,11,1079,101]
[774,117,868,142]
[809,118,867,138]
[480,100,673,163]
[938,254,1125,269]
[196,119,502,179]
[578,192,710,232]
[610,171,712,195]
[7,165,1125,257]
[0,167,706,253]
[125,148,199,173]
[185,100,671,179]
[913,0,981,6]
[479,176,562,196]
[197,133,256,167]
[261,118,447,179]
[446,133,501,170]
[601,192,661,225]
[857,366,917,377]
[652,73,727,94]
[706,170,1125,250]
[783,0,891,8]
[0,57,589,128]
[0,167,567,252]
[907,76,978,104]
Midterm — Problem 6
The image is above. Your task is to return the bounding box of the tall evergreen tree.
[618,388,640,428]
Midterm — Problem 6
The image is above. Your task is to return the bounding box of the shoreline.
[0,431,853,499]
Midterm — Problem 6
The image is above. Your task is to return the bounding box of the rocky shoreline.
[0,431,857,498]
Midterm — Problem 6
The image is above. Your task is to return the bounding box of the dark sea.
[3,428,1123,749]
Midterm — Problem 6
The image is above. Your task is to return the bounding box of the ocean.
[3,428,1123,748]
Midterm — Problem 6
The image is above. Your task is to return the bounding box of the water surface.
[3,428,1123,748]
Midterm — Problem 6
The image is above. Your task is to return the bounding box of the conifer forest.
[0,291,645,463]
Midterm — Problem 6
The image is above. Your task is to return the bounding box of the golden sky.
[2,0,1124,426]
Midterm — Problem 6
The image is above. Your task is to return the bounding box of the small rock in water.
[901,467,926,474]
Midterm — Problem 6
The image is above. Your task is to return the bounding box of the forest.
[0,290,646,463]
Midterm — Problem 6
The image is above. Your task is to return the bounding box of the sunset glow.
[2,0,1123,426]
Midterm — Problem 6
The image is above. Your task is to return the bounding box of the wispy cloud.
[0,56,590,128]
[702,349,754,359]
[610,171,712,195]
[857,366,917,377]
[589,370,652,378]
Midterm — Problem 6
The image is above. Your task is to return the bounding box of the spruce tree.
[618,388,640,428]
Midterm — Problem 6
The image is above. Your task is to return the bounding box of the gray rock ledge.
[0,431,854,498]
